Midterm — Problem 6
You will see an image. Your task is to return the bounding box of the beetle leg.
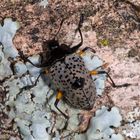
[19,71,45,93]
[18,51,51,68]
[77,47,96,56]
[89,70,131,88]
[93,63,109,70]
[53,91,69,130]
[54,91,69,119]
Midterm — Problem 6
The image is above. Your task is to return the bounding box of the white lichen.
[14,61,27,76]
[75,106,124,140]
[39,0,48,8]
[122,107,140,139]
[0,45,13,80]
[30,122,51,140]
[20,74,35,87]
[0,18,20,58]
[25,55,41,77]
[126,107,140,123]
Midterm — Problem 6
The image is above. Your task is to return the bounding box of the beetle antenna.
[69,14,84,47]
[78,13,84,29]
[52,18,65,40]
[70,14,84,53]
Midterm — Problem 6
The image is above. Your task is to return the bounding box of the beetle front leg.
[18,51,51,68]
[18,51,42,68]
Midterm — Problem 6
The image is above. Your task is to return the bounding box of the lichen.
[75,106,124,140]
[122,107,140,139]
[0,45,13,80]
[0,18,20,58]
[39,0,48,8]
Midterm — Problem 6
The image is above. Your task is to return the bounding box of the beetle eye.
[72,77,85,89]
[51,45,58,50]
[46,40,59,50]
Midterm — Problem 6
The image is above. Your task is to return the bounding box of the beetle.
[18,14,130,119]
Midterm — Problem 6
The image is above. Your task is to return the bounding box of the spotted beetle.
[18,14,130,119]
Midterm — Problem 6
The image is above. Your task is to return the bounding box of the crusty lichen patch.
[122,107,140,139]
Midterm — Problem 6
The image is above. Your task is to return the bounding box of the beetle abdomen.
[49,53,96,109]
